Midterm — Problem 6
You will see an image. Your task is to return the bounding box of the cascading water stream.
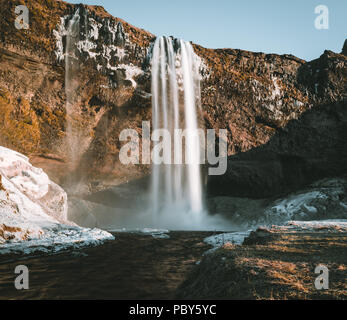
[151,36,204,224]
[64,9,95,193]
[65,9,80,169]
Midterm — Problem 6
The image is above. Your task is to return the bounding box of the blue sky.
[69,0,346,61]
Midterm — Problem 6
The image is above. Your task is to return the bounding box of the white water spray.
[150,36,204,224]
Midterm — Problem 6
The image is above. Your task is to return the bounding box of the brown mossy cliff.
[0,0,346,197]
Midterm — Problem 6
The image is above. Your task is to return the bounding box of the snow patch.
[271,77,282,99]
[267,191,325,221]
[53,17,68,62]
[285,219,347,232]
[118,64,144,88]
[76,39,98,58]
[0,226,114,255]
[53,9,139,87]
[88,18,101,40]
[108,227,170,239]
[264,178,347,223]
[0,146,114,255]
[204,231,252,253]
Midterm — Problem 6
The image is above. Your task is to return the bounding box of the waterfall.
[151,36,204,224]
[65,9,80,168]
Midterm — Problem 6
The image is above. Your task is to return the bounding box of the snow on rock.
[204,231,252,253]
[207,178,347,232]
[263,178,347,224]
[0,146,68,222]
[109,227,170,239]
[203,178,347,254]
[271,77,282,99]
[0,146,114,254]
[0,225,114,255]
[52,17,67,62]
[53,8,208,89]
[117,64,144,88]
[281,219,347,232]
[53,8,142,88]
[76,39,98,58]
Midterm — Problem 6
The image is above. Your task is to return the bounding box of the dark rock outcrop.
[207,49,347,198]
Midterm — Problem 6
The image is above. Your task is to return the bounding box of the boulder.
[0,146,113,254]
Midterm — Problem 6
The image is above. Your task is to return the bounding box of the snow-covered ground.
[0,146,114,255]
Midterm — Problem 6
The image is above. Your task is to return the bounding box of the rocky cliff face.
[207,48,347,198]
[0,0,155,192]
[0,0,346,199]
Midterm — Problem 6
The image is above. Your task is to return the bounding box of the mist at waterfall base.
[107,37,233,232]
